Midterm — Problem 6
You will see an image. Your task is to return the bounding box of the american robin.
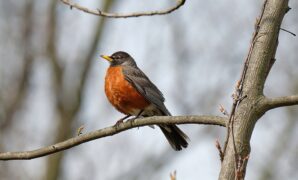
[101,51,189,151]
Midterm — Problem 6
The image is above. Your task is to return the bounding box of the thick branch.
[60,0,185,18]
[219,0,289,179]
[0,115,226,160]
[262,95,298,110]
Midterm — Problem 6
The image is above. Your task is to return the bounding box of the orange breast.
[104,66,150,115]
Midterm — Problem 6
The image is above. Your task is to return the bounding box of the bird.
[100,51,189,151]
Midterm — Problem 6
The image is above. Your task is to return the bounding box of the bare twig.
[215,139,224,162]
[0,115,227,160]
[219,104,229,117]
[280,28,296,36]
[60,0,186,18]
[222,83,243,155]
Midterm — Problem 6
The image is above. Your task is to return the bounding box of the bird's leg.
[115,110,143,126]
[115,114,131,126]
[129,109,144,120]
[128,109,144,125]
[135,109,144,119]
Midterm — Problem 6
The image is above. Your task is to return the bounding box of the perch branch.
[60,0,185,18]
[0,115,226,160]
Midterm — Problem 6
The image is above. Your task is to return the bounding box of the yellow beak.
[100,55,113,62]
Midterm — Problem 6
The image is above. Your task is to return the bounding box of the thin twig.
[0,115,227,160]
[231,115,238,168]
[60,0,186,18]
[215,139,224,162]
[280,28,296,36]
[219,104,229,117]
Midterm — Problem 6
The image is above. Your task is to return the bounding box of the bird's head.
[100,51,137,67]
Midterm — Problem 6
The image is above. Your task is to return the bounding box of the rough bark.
[219,0,289,179]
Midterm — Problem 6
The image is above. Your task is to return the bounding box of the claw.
[114,115,130,126]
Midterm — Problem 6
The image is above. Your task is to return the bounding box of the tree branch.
[262,95,298,110]
[0,115,226,160]
[219,0,289,179]
[60,0,186,18]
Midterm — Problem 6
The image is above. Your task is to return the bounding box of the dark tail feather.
[159,125,189,151]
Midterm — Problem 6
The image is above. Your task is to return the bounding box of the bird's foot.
[126,109,143,124]
[115,119,124,126]
[114,115,131,126]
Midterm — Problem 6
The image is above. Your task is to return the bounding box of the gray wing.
[122,66,171,116]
